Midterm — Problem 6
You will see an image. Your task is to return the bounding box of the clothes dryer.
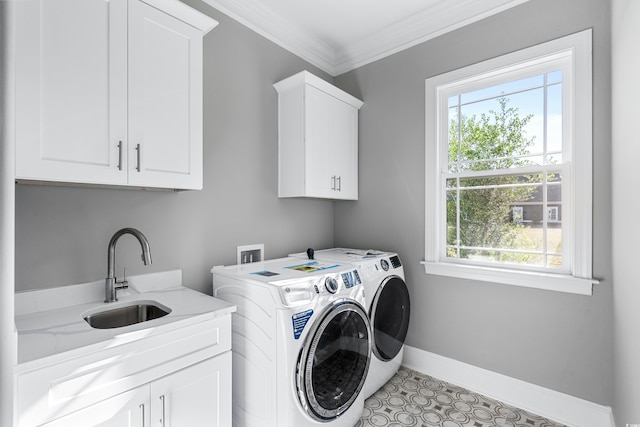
[212,257,371,427]
[290,248,410,398]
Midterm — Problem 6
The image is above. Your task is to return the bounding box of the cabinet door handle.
[331,175,336,191]
[159,395,166,427]
[136,144,141,172]
[117,141,123,171]
[139,403,145,427]
[337,176,341,192]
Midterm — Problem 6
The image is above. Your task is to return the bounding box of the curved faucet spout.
[105,228,152,302]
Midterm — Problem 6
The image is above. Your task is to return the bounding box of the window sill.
[421,261,598,295]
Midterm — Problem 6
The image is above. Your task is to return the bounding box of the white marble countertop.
[14,270,235,371]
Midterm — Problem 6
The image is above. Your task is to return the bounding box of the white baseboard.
[402,345,614,427]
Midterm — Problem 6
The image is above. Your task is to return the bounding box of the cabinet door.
[14,0,128,185]
[328,96,358,200]
[151,353,232,427]
[128,0,204,190]
[41,387,149,427]
[304,85,358,200]
[304,85,333,198]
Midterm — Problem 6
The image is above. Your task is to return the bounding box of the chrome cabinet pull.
[337,176,341,192]
[117,141,123,171]
[136,144,141,172]
[139,403,145,427]
[159,395,165,427]
[331,175,336,191]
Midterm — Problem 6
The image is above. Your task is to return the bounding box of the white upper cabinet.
[14,0,217,190]
[274,71,363,200]
[14,0,128,186]
[127,0,206,189]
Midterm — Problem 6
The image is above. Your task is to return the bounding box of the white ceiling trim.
[201,0,337,73]
[201,0,530,76]
[333,0,531,75]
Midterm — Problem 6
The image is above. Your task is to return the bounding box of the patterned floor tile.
[356,366,565,427]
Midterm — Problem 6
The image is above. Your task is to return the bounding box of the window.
[512,207,524,223]
[424,30,597,295]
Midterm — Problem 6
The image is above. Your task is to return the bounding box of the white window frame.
[424,29,597,295]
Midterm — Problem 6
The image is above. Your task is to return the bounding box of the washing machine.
[290,248,410,398]
[211,257,371,427]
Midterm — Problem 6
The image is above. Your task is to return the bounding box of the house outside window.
[424,30,597,295]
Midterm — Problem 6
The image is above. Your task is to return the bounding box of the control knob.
[325,277,339,294]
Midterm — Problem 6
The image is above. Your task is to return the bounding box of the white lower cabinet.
[41,355,231,427]
[16,314,232,427]
[41,387,149,427]
[150,353,231,427]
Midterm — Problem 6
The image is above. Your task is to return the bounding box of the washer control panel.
[341,270,361,288]
[325,277,339,293]
[309,269,362,295]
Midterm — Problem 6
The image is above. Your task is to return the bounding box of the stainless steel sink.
[84,301,171,329]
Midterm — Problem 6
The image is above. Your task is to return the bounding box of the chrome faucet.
[105,228,152,303]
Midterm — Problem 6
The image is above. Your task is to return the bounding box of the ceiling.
[201,0,529,76]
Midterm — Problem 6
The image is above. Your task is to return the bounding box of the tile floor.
[356,366,566,427]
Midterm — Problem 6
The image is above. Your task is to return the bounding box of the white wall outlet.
[237,244,264,264]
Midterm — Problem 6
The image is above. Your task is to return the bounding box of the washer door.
[370,276,410,361]
[296,300,371,421]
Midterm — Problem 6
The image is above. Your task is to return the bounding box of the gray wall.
[334,0,613,405]
[14,3,336,294]
[612,0,640,422]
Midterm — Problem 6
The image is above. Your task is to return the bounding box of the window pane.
[449,95,541,172]
[548,255,563,268]
[448,74,563,173]
[512,88,544,155]
[547,83,563,156]
[460,74,544,104]
[445,189,458,247]
[448,106,460,166]
[445,173,563,269]
[547,69,563,84]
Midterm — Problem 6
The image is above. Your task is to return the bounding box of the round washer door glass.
[297,301,371,421]
[370,276,410,361]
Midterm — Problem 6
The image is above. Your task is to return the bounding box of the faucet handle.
[115,279,128,289]
[114,279,129,301]
[115,267,129,290]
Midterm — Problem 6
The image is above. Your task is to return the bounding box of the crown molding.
[201,0,336,74]
[333,0,531,75]
[201,0,529,76]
